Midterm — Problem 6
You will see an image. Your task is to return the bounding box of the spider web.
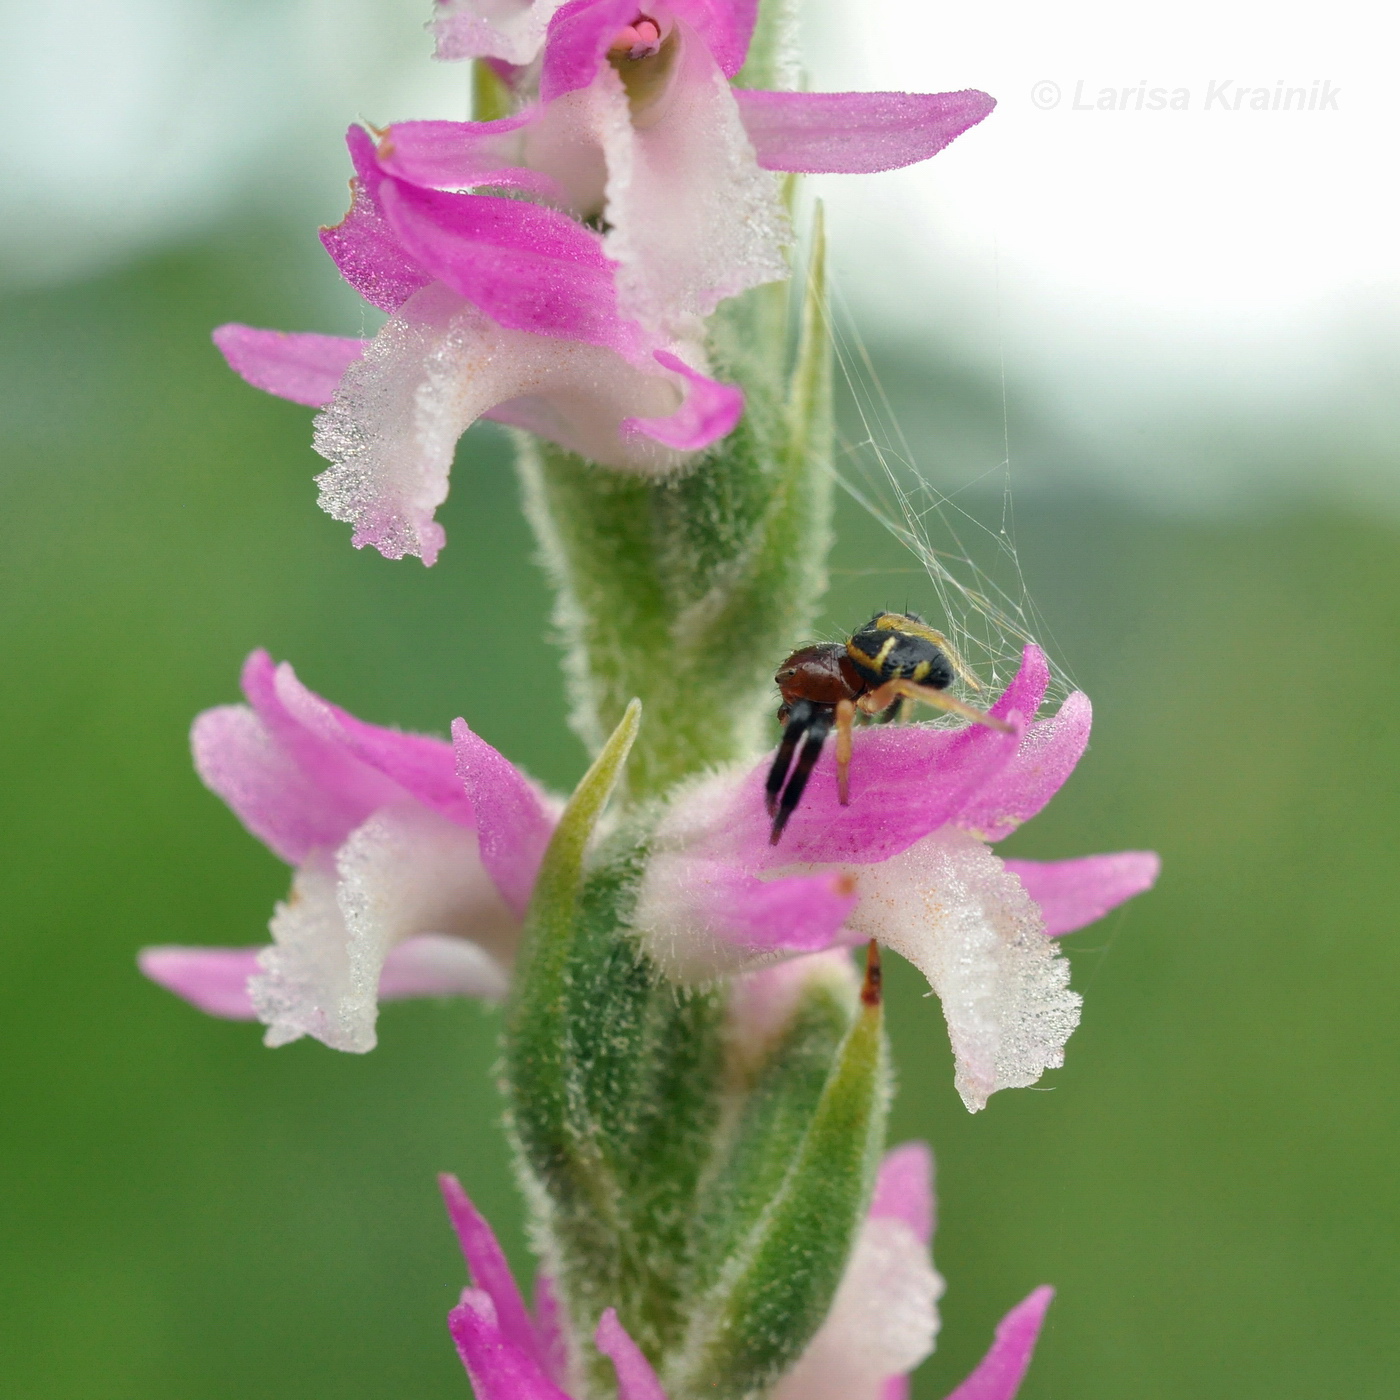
[818,268,1075,713]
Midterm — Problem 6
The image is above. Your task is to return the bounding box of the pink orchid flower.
[408,0,995,343]
[633,644,1160,1111]
[214,125,741,565]
[138,651,558,1051]
[439,1143,1052,1400]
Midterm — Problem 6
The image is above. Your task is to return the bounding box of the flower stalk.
[516,213,831,795]
[135,1,1163,1397]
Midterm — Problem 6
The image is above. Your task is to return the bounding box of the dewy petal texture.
[734,89,997,174]
[253,803,517,1052]
[592,25,791,338]
[847,829,1080,1112]
[311,282,735,565]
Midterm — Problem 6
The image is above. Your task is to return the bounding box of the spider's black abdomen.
[846,617,955,689]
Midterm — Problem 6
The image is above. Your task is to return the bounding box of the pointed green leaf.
[673,951,890,1398]
[689,959,856,1300]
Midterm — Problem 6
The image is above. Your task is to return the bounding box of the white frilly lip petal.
[593,25,791,339]
[251,803,518,1052]
[773,1215,944,1400]
[845,828,1081,1112]
[312,282,705,565]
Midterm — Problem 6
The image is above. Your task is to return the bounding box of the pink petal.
[772,1205,943,1400]
[376,172,635,353]
[271,662,472,829]
[376,933,510,1001]
[671,0,758,77]
[735,88,996,174]
[252,809,517,1052]
[733,713,1026,867]
[211,325,366,408]
[449,1290,573,1400]
[540,0,642,101]
[957,692,1092,843]
[193,652,468,864]
[1004,852,1161,937]
[595,1308,668,1400]
[727,951,859,1053]
[453,719,558,919]
[705,865,859,952]
[624,350,744,450]
[542,0,755,98]
[320,127,434,314]
[533,1276,570,1387]
[988,645,1050,724]
[871,1142,934,1245]
[377,116,568,203]
[193,665,390,865]
[439,1176,543,1367]
[638,855,860,980]
[881,1379,911,1400]
[942,1287,1053,1400]
[136,946,261,1019]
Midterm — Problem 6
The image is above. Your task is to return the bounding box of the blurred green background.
[3,219,1399,1400]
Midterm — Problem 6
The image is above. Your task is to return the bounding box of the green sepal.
[735,0,801,92]
[687,957,857,1303]
[672,955,890,1399]
[471,58,513,121]
[504,704,730,1393]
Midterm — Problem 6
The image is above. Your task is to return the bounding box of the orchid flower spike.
[139,651,558,1051]
[440,1159,1052,1400]
[633,645,1160,1110]
[406,0,996,346]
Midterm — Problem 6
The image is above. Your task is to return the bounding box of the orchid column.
[141,0,1161,1397]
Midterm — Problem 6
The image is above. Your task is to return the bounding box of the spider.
[765,612,1014,845]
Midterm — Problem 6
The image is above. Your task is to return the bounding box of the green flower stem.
[514,212,832,799]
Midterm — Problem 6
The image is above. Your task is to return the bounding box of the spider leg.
[766,699,815,818]
[858,680,1014,732]
[834,698,856,805]
[874,696,905,723]
[770,706,833,845]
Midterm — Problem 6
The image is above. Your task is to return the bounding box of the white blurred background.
[3,0,1396,511]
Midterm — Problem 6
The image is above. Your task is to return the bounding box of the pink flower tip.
[137,946,260,1020]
